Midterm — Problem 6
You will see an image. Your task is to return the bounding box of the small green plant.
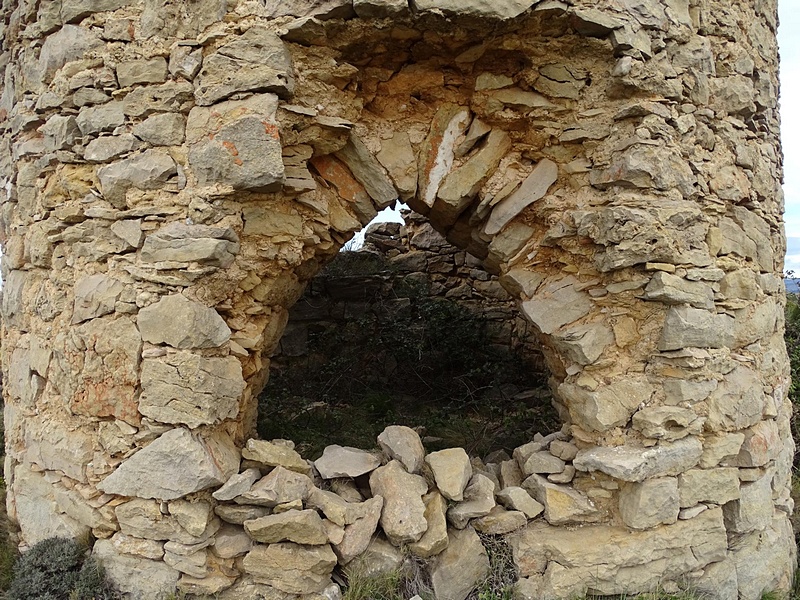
[471,534,517,600]
[7,537,116,600]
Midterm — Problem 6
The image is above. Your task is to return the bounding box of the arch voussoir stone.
[0,0,794,598]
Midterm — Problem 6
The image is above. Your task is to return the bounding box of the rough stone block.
[619,477,680,529]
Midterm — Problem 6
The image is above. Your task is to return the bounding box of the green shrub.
[7,537,115,600]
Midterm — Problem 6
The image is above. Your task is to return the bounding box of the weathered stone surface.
[522,475,597,525]
[170,501,213,538]
[497,486,544,519]
[213,524,253,559]
[731,516,796,600]
[77,102,126,136]
[678,468,740,508]
[84,134,141,162]
[473,506,528,535]
[643,272,714,309]
[139,353,245,428]
[521,276,592,335]
[164,547,207,577]
[115,498,217,544]
[559,379,656,433]
[195,26,294,105]
[408,491,449,558]
[369,460,428,544]
[430,527,490,600]
[122,81,195,117]
[552,323,614,366]
[97,150,177,208]
[573,437,703,482]
[242,543,337,594]
[140,223,240,267]
[700,432,746,469]
[214,505,271,525]
[39,25,104,83]
[236,466,313,507]
[133,113,186,146]
[109,533,165,561]
[447,473,496,528]
[723,473,773,533]
[346,536,404,579]
[333,496,383,564]
[40,115,80,152]
[94,540,180,600]
[663,379,718,406]
[377,425,426,474]
[315,445,380,479]
[138,294,231,349]
[417,105,472,210]
[510,508,728,596]
[335,134,397,208]
[729,419,780,467]
[117,58,168,88]
[520,451,565,476]
[71,274,125,324]
[434,129,511,226]
[704,366,767,432]
[659,306,734,351]
[632,406,703,441]
[485,159,558,235]
[619,477,679,529]
[425,448,472,501]
[376,132,417,200]
[242,439,309,474]
[98,428,239,500]
[590,146,695,198]
[12,466,91,547]
[244,509,328,545]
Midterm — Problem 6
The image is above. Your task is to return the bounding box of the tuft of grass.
[471,534,517,600]
[342,566,404,600]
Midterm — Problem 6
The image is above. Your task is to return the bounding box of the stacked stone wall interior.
[273,216,546,375]
[0,0,794,599]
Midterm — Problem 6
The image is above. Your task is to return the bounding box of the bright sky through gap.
[780,0,800,272]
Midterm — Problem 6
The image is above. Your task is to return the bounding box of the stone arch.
[0,0,795,599]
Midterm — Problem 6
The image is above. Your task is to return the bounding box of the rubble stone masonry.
[0,0,794,598]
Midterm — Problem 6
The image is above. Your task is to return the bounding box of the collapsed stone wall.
[273,216,545,373]
[0,0,795,599]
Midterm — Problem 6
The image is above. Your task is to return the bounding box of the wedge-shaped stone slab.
[235,466,313,507]
[242,543,337,595]
[333,496,383,564]
[212,469,262,502]
[369,460,428,544]
[139,353,245,428]
[376,132,418,200]
[244,509,327,545]
[729,419,780,467]
[619,477,680,530]
[417,104,472,210]
[138,294,230,349]
[214,505,271,525]
[434,129,511,226]
[115,498,220,544]
[522,475,597,525]
[314,445,381,479]
[559,378,655,433]
[426,447,473,501]
[485,158,558,235]
[409,491,449,559]
[241,439,309,474]
[39,24,104,83]
[378,425,426,474]
[194,26,294,105]
[551,322,614,366]
[573,437,703,482]
[430,527,490,600]
[521,276,592,335]
[643,271,714,309]
[334,134,397,208]
[509,508,728,596]
[520,451,565,476]
[699,432,745,469]
[448,474,497,529]
[497,487,544,519]
[99,428,239,500]
[170,500,213,538]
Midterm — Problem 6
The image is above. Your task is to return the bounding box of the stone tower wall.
[0,0,794,599]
